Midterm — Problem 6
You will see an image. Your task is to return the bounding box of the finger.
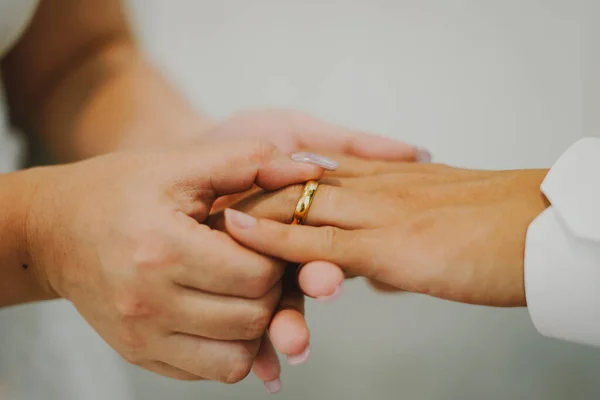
[175,228,285,298]
[287,116,421,161]
[224,209,376,280]
[311,153,429,178]
[252,335,282,393]
[270,310,310,362]
[167,284,281,341]
[297,261,344,299]
[324,156,411,178]
[180,139,335,197]
[210,185,261,213]
[160,334,260,383]
[269,268,310,361]
[208,183,388,231]
[141,361,206,381]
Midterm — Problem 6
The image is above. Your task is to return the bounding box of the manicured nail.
[264,378,282,394]
[415,147,432,163]
[316,285,342,303]
[224,208,257,228]
[291,152,339,171]
[287,346,311,365]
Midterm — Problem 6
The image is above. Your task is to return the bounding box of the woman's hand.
[22,139,324,382]
[221,164,550,307]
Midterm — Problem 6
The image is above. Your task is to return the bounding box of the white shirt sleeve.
[525,137,600,346]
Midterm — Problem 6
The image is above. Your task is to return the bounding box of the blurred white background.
[2,0,600,399]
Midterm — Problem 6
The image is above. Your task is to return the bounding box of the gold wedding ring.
[291,180,319,225]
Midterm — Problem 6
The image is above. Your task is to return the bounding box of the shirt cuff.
[525,138,600,346]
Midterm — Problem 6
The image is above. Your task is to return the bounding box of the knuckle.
[243,262,280,299]
[120,347,144,366]
[244,274,272,299]
[320,225,341,256]
[115,290,157,319]
[223,348,254,384]
[119,326,148,352]
[248,138,277,165]
[243,303,274,340]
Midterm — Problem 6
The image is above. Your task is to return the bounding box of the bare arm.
[1,0,212,162]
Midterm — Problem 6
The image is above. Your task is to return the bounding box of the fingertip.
[253,360,281,385]
[298,261,344,298]
[287,345,311,366]
[290,152,339,171]
[316,285,342,303]
[224,208,257,229]
[269,309,310,356]
[252,335,281,386]
[264,378,282,394]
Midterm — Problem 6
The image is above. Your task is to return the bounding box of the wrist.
[0,168,59,305]
[0,169,37,265]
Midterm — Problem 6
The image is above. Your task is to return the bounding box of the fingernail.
[264,378,282,394]
[224,208,257,228]
[287,346,311,366]
[291,152,339,171]
[415,147,432,163]
[316,285,343,303]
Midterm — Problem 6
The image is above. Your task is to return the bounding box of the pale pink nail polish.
[415,147,432,163]
[287,346,311,365]
[291,152,339,170]
[264,378,282,394]
[316,286,342,303]
[225,208,257,228]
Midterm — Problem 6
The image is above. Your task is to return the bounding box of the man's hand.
[22,140,325,382]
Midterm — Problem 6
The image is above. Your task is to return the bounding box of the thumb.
[177,139,339,197]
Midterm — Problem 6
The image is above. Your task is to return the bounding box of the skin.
[1,0,420,390]
[200,112,424,387]
[221,160,551,307]
[0,140,325,381]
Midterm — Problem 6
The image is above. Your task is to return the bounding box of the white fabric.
[525,138,600,347]
[0,2,133,399]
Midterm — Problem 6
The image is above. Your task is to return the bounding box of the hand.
[207,109,428,208]
[221,164,550,307]
[23,140,324,382]
[200,109,428,391]
[203,109,425,158]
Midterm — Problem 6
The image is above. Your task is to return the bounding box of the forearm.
[2,0,213,163]
[0,169,56,306]
[33,41,213,161]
